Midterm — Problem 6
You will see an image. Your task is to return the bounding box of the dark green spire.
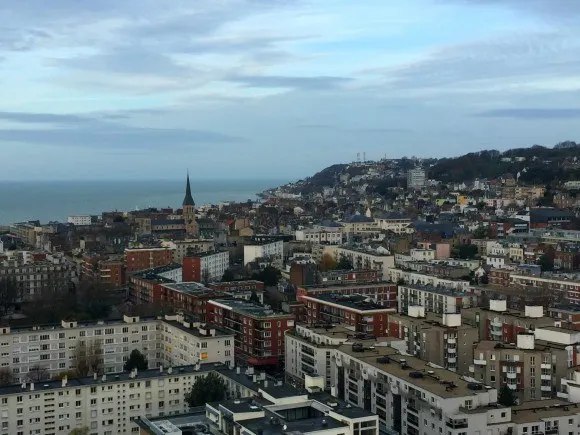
[183,172,195,207]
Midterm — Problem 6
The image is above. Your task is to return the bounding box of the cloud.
[382,31,580,91]
[227,74,353,90]
[447,0,580,19]
[0,111,240,149]
[475,108,580,119]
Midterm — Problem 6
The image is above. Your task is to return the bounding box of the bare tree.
[27,365,49,382]
[72,340,103,377]
[0,367,13,386]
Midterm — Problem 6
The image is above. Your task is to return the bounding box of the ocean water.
[0,179,285,225]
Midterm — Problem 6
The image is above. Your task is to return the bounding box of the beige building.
[397,283,476,315]
[387,309,479,374]
[1,314,234,383]
[324,246,395,279]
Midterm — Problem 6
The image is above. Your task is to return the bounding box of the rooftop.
[303,293,394,312]
[511,400,579,424]
[339,343,492,399]
[399,282,472,297]
[209,299,294,319]
[162,282,217,296]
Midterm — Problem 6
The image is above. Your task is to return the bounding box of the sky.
[0,0,579,180]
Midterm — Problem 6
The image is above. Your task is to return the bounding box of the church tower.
[182,172,199,238]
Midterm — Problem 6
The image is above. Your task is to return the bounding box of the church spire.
[183,171,195,207]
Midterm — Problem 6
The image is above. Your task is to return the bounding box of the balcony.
[541,374,552,381]
[506,372,517,379]
[447,357,457,363]
[490,328,502,336]
[541,363,551,369]
[469,365,475,373]
[447,347,456,354]
[490,320,503,328]
[507,383,517,390]
[474,359,487,366]
[446,419,468,429]
[447,338,456,344]
[541,385,552,392]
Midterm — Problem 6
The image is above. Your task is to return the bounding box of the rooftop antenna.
[356,152,360,162]
[363,152,366,162]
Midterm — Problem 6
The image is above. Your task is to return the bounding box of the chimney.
[168,367,173,375]
[253,374,257,383]
[101,374,106,382]
[236,367,241,375]
[159,366,164,373]
[210,329,216,337]
[61,376,68,388]
[195,362,200,371]
[30,382,35,391]
[93,373,98,381]
[264,380,269,388]
[21,382,26,390]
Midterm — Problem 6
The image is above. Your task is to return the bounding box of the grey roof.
[183,173,195,207]
[343,214,375,223]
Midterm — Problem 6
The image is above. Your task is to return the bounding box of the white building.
[197,251,230,282]
[374,213,413,234]
[323,246,395,279]
[243,240,284,267]
[409,248,436,262]
[398,283,476,314]
[295,228,343,245]
[67,215,93,226]
[407,168,426,189]
[389,268,471,291]
[0,314,234,383]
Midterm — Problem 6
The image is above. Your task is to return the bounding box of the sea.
[0,179,286,225]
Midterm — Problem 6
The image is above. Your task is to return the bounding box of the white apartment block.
[199,251,229,282]
[67,215,93,226]
[398,283,477,315]
[324,246,395,279]
[243,240,284,266]
[407,168,426,189]
[374,214,413,234]
[295,228,343,245]
[285,324,351,390]
[409,248,436,262]
[0,363,257,435]
[1,315,234,383]
[389,268,471,291]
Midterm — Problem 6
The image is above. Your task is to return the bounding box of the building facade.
[243,240,284,267]
[182,251,229,283]
[125,248,175,273]
[397,283,476,315]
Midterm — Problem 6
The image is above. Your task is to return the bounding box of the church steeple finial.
[183,171,195,207]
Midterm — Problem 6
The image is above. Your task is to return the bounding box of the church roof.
[183,173,195,207]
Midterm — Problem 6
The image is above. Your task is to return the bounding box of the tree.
[72,340,102,377]
[336,255,353,270]
[319,253,338,272]
[252,266,281,286]
[472,226,488,239]
[69,427,90,435]
[0,278,18,315]
[221,269,235,282]
[185,372,227,407]
[53,369,79,380]
[498,385,516,406]
[538,254,554,272]
[249,290,261,305]
[0,367,13,386]
[452,244,478,260]
[201,269,212,284]
[27,365,49,382]
[124,349,148,372]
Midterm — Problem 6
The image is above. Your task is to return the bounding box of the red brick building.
[159,282,219,321]
[297,283,397,308]
[82,253,126,287]
[208,280,265,303]
[488,269,511,286]
[299,293,395,337]
[549,305,580,330]
[207,299,295,367]
[125,247,174,272]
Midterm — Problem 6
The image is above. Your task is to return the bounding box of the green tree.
[319,253,338,271]
[252,266,281,286]
[69,427,90,435]
[497,385,516,406]
[472,226,488,239]
[185,372,227,407]
[221,269,235,282]
[452,244,478,260]
[0,367,13,386]
[336,255,353,270]
[249,291,261,305]
[124,349,148,372]
[538,254,554,272]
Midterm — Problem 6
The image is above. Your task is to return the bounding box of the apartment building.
[285,324,351,390]
[128,265,183,305]
[82,253,125,287]
[295,227,343,245]
[472,332,573,403]
[510,274,580,304]
[0,314,234,383]
[243,240,284,267]
[158,283,220,321]
[407,167,426,188]
[374,212,412,234]
[397,283,476,315]
[10,221,38,246]
[182,250,229,283]
[387,308,479,374]
[389,268,471,291]
[160,239,215,263]
[207,299,295,368]
[324,246,395,279]
[461,300,554,342]
[208,280,265,304]
[300,294,395,337]
[297,282,397,308]
[549,304,580,330]
[0,252,78,302]
[125,248,175,273]
[67,215,93,226]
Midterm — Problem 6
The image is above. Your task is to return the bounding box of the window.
[225,350,231,356]
[105,328,114,335]
[201,342,207,348]
[225,340,231,346]
[123,327,129,333]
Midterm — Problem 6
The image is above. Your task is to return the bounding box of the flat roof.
[388,312,477,330]
[210,299,294,319]
[163,320,234,338]
[303,294,394,312]
[304,283,394,291]
[338,343,491,399]
[162,282,217,296]
[511,400,577,424]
